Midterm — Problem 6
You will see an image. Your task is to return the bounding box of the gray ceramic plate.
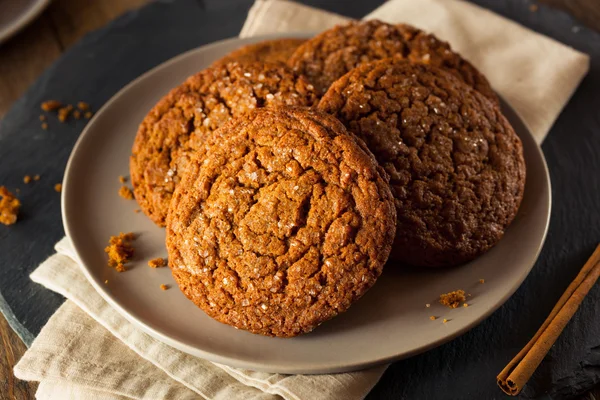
[62,33,551,374]
[0,0,51,44]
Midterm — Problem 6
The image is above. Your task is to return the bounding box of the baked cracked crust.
[288,20,497,103]
[212,38,306,67]
[130,62,318,226]
[166,107,396,337]
[318,59,525,267]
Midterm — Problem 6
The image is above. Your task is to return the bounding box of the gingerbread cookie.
[130,62,318,226]
[166,107,396,337]
[288,20,497,103]
[318,59,525,267]
[212,38,306,67]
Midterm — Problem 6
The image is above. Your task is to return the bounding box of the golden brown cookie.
[212,38,306,67]
[288,20,498,103]
[166,107,396,337]
[318,59,525,267]
[130,62,318,226]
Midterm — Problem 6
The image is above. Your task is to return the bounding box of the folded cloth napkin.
[14,0,590,399]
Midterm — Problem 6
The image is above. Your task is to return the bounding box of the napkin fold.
[14,0,591,399]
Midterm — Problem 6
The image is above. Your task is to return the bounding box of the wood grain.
[0,0,598,399]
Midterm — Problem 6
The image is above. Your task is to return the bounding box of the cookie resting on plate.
[166,107,396,337]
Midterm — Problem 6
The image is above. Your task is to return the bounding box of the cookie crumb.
[0,186,20,225]
[77,101,90,111]
[23,175,32,184]
[429,315,436,321]
[463,303,469,308]
[119,186,134,200]
[443,318,448,323]
[148,257,167,268]
[105,232,135,272]
[33,175,40,181]
[58,105,73,122]
[41,122,48,130]
[425,303,430,308]
[439,290,466,308]
[84,111,93,119]
[118,175,127,183]
[160,284,169,291]
[134,209,141,213]
[54,183,62,193]
[39,115,46,121]
[41,100,62,111]
[529,4,538,12]
[73,110,82,119]
[479,279,485,284]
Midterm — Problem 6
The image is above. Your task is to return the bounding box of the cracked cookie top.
[211,38,307,67]
[318,59,525,267]
[130,62,318,226]
[166,107,396,337]
[288,20,497,103]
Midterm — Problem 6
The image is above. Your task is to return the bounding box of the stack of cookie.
[130,20,525,337]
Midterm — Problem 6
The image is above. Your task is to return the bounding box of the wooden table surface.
[1,0,599,399]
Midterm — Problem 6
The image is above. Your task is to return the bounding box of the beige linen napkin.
[14,1,590,399]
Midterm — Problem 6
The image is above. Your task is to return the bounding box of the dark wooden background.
[0,0,599,399]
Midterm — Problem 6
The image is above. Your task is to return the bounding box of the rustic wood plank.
[0,313,37,400]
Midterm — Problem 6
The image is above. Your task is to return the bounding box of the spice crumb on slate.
[119,185,134,200]
[73,110,82,119]
[23,175,32,184]
[41,100,62,111]
[54,183,62,193]
[529,4,538,12]
[39,115,46,121]
[41,122,48,130]
[479,279,485,284]
[439,290,466,308]
[160,284,169,291]
[118,175,127,183]
[105,232,135,272]
[0,186,20,225]
[148,257,167,268]
[429,316,436,321]
[84,111,93,119]
[34,175,40,181]
[58,105,73,122]
[77,101,89,111]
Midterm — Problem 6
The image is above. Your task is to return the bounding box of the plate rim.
[62,33,552,374]
[0,0,51,45]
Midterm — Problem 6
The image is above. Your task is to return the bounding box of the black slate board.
[0,0,599,398]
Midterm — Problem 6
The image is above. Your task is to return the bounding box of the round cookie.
[166,107,396,337]
[211,38,306,67]
[288,20,498,103]
[318,59,525,267]
[130,62,318,226]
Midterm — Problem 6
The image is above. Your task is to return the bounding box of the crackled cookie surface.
[318,59,525,267]
[130,62,318,226]
[212,38,306,67]
[288,20,497,103]
[166,107,396,337]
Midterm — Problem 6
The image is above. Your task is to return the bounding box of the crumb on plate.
[148,257,167,268]
[105,232,135,272]
[119,185,134,200]
[118,175,127,183]
[479,279,485,284]
[54,183,62,193]
[429,315,436,321]
[41,100,62,111]
[160,284,169,291]
[0,186,20,225]
[77,101,89,111]
[439,289,466,309]
[23,175,32,184]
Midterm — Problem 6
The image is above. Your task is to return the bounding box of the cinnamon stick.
[497,243,600,395]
